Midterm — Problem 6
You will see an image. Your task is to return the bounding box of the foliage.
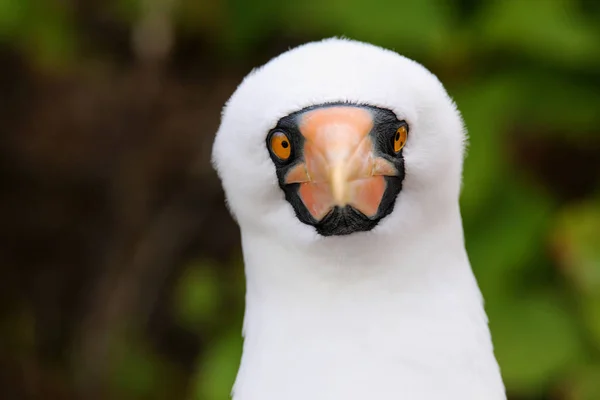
[0,0,598,399]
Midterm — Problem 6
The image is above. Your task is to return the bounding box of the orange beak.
[284,106,397,221]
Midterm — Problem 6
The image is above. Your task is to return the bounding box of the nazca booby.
[212,38,506,400]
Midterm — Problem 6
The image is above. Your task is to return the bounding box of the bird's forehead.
[224,41,431,134]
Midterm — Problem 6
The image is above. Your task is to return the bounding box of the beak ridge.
[330,163,349,205]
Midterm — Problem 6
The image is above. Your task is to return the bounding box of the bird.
[212,38,506,400]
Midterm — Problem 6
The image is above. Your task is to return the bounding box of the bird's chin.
[314,206,379,236]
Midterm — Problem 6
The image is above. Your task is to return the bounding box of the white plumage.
[213,38,506,400]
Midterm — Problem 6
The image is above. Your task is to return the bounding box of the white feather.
[213,37,506,400]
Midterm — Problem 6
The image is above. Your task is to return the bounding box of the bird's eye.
[269,131,292,161]
[393,125,408,153]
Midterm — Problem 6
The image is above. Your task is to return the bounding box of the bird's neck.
[233,214,505,400]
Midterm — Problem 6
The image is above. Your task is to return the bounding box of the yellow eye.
[393,125,408,153]
[270,131,292,161]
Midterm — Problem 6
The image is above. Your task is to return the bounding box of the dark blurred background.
[0,0,599,399]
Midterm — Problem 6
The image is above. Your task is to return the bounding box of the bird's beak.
[284,106,397,221]
[330,163,349,205]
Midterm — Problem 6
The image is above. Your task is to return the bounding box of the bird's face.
[213,38,465,245]
[266,103,407,236]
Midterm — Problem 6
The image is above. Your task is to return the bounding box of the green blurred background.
[0,0,599,399]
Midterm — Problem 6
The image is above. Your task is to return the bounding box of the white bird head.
[213,38,466,249]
